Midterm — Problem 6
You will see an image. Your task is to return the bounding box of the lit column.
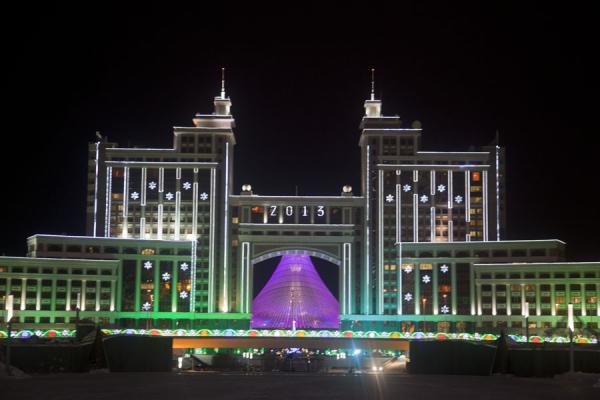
[122,167,129,238]
[175,167,181,240]
[241,242,251,313]
[109,279,116,312]
[506,284,511,316]
[483,170,488,241]
[157,167,164,239]
[469,265,476,315]
[36,278,41,311]
[153,262,160,312]
[477,282,482,315]
[208,167,216,312]
[550,283,556,316]
[377,169,384,315]
[491,282,496,316]
[535,283,541,316]
[521,284,526,316]
[596,282,600,317]
[20,278,26,311]
[66,279,72,312]
[95,280,101,312]
[414,264,421,315]
[134,260,141,312]
[50,278,57,316]
[171,262,178,313]
[450,263,457,315]
[433,264,438,315]
[413,170,419,242]
[81,280,86,311]
[343,242,352,315]
[105,166,112,237]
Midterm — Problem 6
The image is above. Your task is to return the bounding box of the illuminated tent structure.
[251,254,340,329]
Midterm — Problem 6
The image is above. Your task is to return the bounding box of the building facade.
[1,79,599,335]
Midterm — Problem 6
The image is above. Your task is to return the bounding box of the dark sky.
[1,3,596,261]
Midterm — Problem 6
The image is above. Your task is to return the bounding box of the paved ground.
[3,371,599,400]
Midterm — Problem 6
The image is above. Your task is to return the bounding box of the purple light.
[251,255,340,330]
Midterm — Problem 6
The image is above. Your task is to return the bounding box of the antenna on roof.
[221,67,226,98]
[370,68,375,100]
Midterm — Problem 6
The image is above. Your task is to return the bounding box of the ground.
[2,371,599,400]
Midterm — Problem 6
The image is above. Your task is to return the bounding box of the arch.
[251,248,341,267]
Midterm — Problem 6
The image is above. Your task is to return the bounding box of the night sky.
[2,3,596,265]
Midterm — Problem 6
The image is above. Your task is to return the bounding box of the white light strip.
[379,164,491,170]
[397,242,403,315]
[175,191,181,240]
[192,182,198,238]
[344,242,352,314]
[413,193,418,242]
[190,240,197,312]
[222,142,230,312]
[141,168,147,207]
[413,170,419,182]
[241,242,250,313]
[158,168,164,193]
[395,184,401,244]
[139,217,145,239]
[208,168,216,312]
[430,206,436,242]
[341,243,346,314]
[105,167,112,237]
[483,170,488,241]
[495,145,501,241]
[365,145,371,314]
[157,204,163,240]
[378,169,384,315]
[430,170,435,196]
[449,220,454,242]
[448,170,453,209]
[122,167,129,238]
[465,171,471,223]
[93,142,100,237]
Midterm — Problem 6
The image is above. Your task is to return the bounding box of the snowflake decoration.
[420,194,429,203]
[404,265,413,274]
[179,290,188,299]
[454,195,463,204]
[142,302,152,311]
[183,182,192,190]
[402,184,411,192]
[180,262,189,272]
[404,292,413,302]
[62,330,70,337]
[165,192,174,201]
[148,181,157,190]
[130,191,140,200]
[437,184,446,193]
[143,261,153,270]
[162,272,171,281]
[199,192,208,201]
[422,274,431,284]
[34,330,43,337]
[385,194,394,203]
[440,305,450,314]
[440,264,449,273]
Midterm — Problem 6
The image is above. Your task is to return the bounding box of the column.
[451,263,457,315]
[95,280,101,312]
[506,284,511,316]
[171,262,178,313]
[50,278,57,322]
[414,265,421,314]
[81,280,87,311]
[432,264,438,315]
[491,283,497,316]
[110,279,116,312]
[134,260,141,312]
[550,283,556,316]
[520,284,526,316]
[66,279,72,312]
[535,283,541,316]
[153,261,160,312]
[20,278,27,311]
[477,283,482,315]
[36,278,42,311]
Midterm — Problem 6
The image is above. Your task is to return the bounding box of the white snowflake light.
[437,184,446,193]
[143,261,153,270]
[199,192,208,201]
[162,272,171,281]
[165,192,174,201]
[454,195,463,204]
[422,274,431,284]
[183,182,192,190]
[404,265,413,274]
[179,290,188,299]
[440,264,449,273]
[402,184,412,192]
[180,262,189,272]
[441,305,450,314]
[385,194,394,203]
[148,181,157,190]
[131,191,140,200]
[34,330,43,337]
[142,302,152,311]
[62,329,70,337]
[420,194,429,203]
[404,292,413,302]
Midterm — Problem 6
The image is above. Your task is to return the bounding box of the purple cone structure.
[251,254,340,330]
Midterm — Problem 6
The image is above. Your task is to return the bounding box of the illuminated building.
[1,72,599,336]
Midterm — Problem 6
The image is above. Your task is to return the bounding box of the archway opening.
[251,254,339,330]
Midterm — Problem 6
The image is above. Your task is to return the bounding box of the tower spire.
[370,68,375,100]
[220,67,226,98]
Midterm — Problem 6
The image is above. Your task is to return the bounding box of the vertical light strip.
[157,168,164,240]
[222,142,230,312]
[495,145,501,241]
[465,171,471,223]
[430,170,435,196]
[208,168,216,312]
[448,220,454,242]
[413,194,418,242]
[377,169,384,315]
[190,240,197,312]
[93,142,100,237]
[397,242,403,315]
[430,206,436,242]
[395,184,401,244]
[245,245,250,313]
[105,166,112,237]
[192,182,198,238]
[483,170,489,241]
[344,243,351,315]
[448,170,453,209]
[141,168,147,206]
[122,167,129,238]
[175,167,181,239]
[364,145,371,314]
[139,217,145,239]
[341,244,347,315]
[141,168,147,238]
[241,242,249,313]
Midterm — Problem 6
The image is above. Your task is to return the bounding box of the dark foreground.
[3,371,599,400]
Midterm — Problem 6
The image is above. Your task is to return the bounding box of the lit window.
[471,171,481,181]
